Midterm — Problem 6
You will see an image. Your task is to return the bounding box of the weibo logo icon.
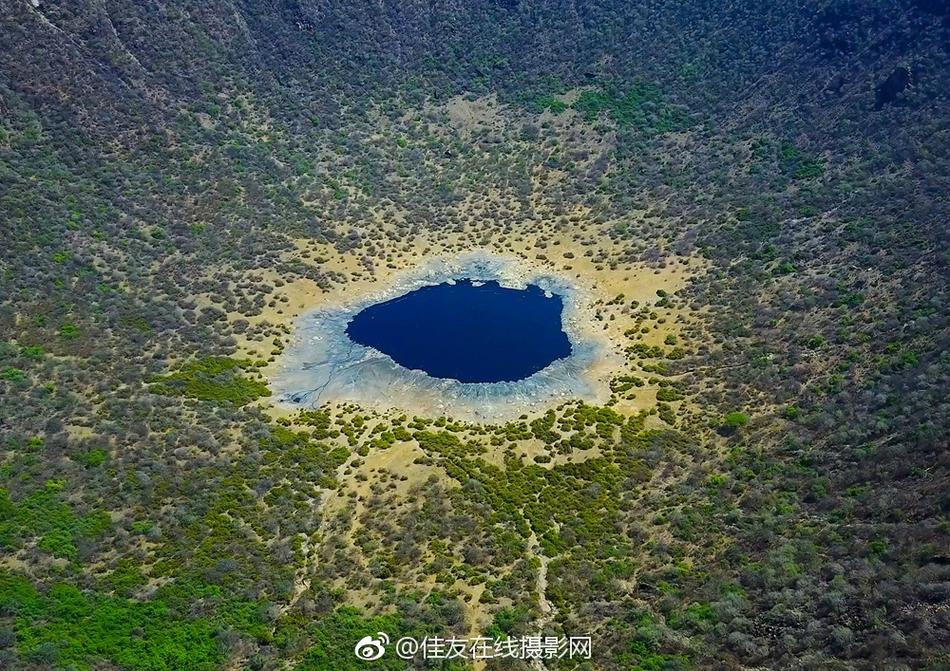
[354,632,389,661]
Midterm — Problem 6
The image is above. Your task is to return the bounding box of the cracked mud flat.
[269,252,623,421]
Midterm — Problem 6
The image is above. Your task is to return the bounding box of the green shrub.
[150,357,270,405]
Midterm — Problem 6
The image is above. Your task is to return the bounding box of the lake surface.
[345,279,572,383]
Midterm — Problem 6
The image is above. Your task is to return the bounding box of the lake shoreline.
[267,251,624,421]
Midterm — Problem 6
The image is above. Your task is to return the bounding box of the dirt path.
[529,533,555,671]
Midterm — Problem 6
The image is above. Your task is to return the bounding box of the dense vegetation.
[1,0,947,669]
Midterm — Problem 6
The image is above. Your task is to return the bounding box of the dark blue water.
[345,279,572,383]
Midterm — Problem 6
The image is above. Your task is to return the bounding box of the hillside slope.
[0,1,947,669]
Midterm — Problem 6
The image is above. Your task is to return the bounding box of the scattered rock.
[875,66,912,109]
